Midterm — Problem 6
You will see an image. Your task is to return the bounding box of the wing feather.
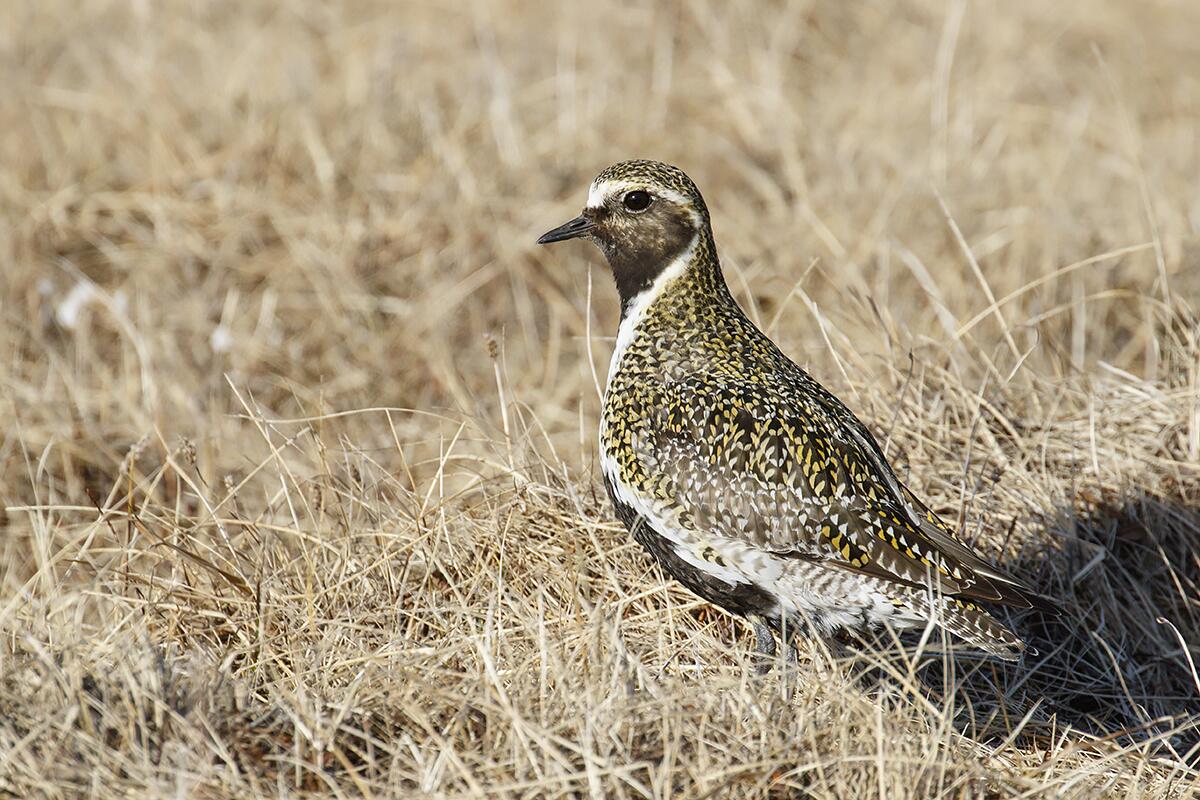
[649,374,1044,609]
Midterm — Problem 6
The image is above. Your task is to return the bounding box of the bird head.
[537,160,711,303]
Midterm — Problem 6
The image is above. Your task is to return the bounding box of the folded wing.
[648,374,1047,610]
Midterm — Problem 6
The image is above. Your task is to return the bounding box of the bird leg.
[752,617,777,677]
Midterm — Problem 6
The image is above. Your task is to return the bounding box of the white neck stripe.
[606,234,698,383]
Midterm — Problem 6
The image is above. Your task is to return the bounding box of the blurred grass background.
[2,1,1200,796]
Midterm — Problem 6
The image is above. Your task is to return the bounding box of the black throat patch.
[596,204,698,316]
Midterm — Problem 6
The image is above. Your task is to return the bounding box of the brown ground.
[2,1,1199,797]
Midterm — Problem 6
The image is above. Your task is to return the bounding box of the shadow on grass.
[854,492,1200,766]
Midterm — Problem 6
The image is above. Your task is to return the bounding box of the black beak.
[537,214,594,245]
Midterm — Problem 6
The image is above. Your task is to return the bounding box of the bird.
[537,159,1052,667]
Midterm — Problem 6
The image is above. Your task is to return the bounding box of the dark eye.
[622,190,652,212]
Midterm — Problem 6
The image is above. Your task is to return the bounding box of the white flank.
[604,478,757,588]
[599,234,759,588]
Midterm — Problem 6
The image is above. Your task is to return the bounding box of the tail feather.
[902,591,1028,661]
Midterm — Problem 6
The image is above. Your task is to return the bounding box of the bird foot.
[750,618,800,679]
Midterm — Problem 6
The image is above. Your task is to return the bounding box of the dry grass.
[2,0,1200,796]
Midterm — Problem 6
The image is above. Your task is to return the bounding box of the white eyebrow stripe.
[586,179,632,209]
[585,179,701,223]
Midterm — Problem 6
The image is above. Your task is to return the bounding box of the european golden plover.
[538,159,1051,666]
